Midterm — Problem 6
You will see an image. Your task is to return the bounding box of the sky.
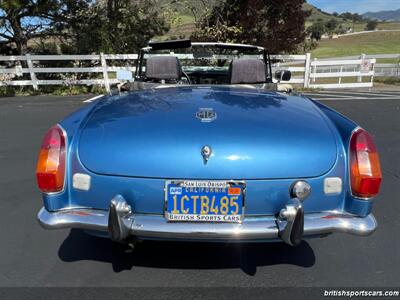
[307,0,400,14]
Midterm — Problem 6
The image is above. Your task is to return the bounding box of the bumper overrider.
[37,195,377,246]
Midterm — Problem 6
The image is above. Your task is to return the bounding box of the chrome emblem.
[201,145,212,164]
[196,108,217,122]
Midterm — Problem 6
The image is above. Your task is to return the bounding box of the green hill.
[312,31,400,58]
[303,3,343,22]
[363,8,400,21]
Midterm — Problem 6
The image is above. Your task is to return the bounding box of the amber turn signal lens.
[349,128,382,198]
[36,125,66,193]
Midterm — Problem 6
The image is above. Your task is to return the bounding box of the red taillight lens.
[349,128,382,198]
[36,125,66,193]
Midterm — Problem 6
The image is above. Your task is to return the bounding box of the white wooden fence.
[271,53,311,87]
[308,57,376,89]
[0,52,390,91]
[274,53,376,89]
[0,53,137,93]
[317,53,400,78]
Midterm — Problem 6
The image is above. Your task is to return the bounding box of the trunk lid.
[78,86,337,179]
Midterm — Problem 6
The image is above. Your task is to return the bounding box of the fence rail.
[0,52,395,91]
[271,53,311,86]
[307,57,376,89]
[0,53,139,92]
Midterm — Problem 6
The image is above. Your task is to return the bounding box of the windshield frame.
[135,41,273,84]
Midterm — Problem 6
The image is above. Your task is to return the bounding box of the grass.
[342,22,369,32]
[312,31,400,58]
[310,77,372,84]
[377,22,400,30]
[338,21,400,32]
[374,77,400,85]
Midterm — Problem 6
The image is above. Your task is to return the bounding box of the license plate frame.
[164,180,246,223]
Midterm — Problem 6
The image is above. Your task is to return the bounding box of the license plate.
[165,180,245,223]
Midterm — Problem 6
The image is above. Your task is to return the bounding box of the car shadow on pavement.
[58,229,315,275]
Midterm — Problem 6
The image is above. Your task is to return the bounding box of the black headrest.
[229,59,266,84]
[145,56,182,80]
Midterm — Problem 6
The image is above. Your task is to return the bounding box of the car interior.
[142,55,268,85]
[131,39,275,86]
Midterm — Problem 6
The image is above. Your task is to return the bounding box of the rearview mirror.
[116,70,133,81]
[275,70,291,82]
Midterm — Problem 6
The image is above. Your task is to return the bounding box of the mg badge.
[201,145,212,164]
[196,108,217,122]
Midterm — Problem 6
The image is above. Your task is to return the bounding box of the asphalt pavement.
[0,91,399,289]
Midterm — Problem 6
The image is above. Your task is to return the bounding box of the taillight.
[349,128,382,198]
[36,125,66,193]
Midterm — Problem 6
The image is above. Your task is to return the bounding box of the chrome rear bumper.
[37,204,377,243]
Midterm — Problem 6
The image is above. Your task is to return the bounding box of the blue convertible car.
[36,40,382,246]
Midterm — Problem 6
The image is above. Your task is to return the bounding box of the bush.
[0,85,106,97]
[365,20,378,31]
[0,86,39,97]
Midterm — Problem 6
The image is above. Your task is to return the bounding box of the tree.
[61,0,170,53]
[307,20,325,41]
[340,12,364,22]
[191,0,310,53]
[335,24,347,35]
[339,12,366,32]
[0,0,171,54]
[352,13,364,22]
[325,18,338,34]
[339,12,352,21]
[0,0,62,54]
[365,20,378,31]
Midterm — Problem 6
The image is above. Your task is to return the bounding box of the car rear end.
[36,89,382,246]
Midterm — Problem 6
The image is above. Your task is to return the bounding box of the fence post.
[26,53,38,90]
[312,58,317,83]
[371,59,375,87]
[303,53,311,88]
[100,52,111,94]
[358,53,365,83]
